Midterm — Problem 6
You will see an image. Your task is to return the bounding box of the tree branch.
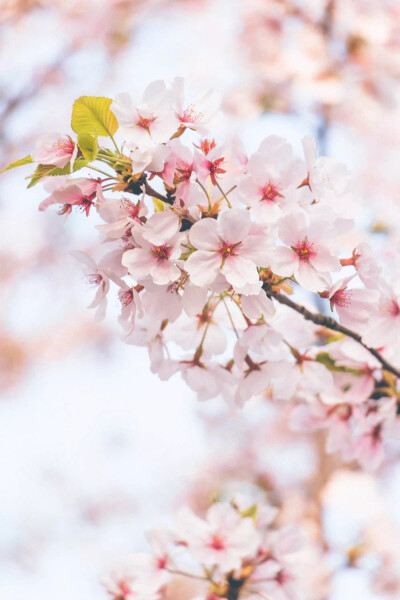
[144,182,174,205]
[262,283,400,379]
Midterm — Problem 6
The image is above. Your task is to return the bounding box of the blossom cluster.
[234,0,400,122]
[5,78,400,471]
[229,0,400,248]
[102,498,305,600]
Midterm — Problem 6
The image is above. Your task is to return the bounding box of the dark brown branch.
[144,182,174,205]
[263,283,400,379]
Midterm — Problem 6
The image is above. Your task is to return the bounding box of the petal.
[240,234,271,265]
[142,211,180,245]
[311,247,341,272]
[269,246,298,276]
[122,248,153,280]
[223,255,259,289]
[189,218,220,250]
[241,292,274,320]
[218,209,250,244]
[151,261,180,285]
[296,262,329,292]
[278,211,308,246]
[185,251,220,286]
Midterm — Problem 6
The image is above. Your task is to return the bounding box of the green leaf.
[26,156,88,188]
[78,133,98,162]
[71,96,118,138]
[1,155,33,174]
[316,352,362,375]
[152,197,165,212]
[240,504,258,524]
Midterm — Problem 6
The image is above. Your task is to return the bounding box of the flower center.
[388,300,400,317]
[157,556,167,569]
[209,534,225,551]
[292,237,316,262]
[275,569,292,585]
[117,580,131,596]
[175,163,193,183]
[55,138,74,156]
[136,112,156,132]
[195,138,216,156]
[260,181,281,203]
[86,274,102,286]
[151,244,171,261]
[208,157,226,185]
[181,105,201,124]
[331,404,352,420]
[331,288,351,308]
[81,196,95,216]
[121,198,140,218]
[218,241,239,259]
[119,289,133,307]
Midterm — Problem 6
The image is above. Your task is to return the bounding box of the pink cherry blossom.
[112,81,179,148]
[173,77,220,134]
[319,276,379,331]
[73,250,124,321]
[39,177,99,216]
[118,283,143,338]
[32,133,77,169]
[302,136,350,202]
[251,526,304,600]
[195,143,227,186]
[122,212,182,285]
[354,399,399,470]
[185,209,269,294]
[176,502,261,574]
[269,210,341,292]
[237,135,305,223]
[162,140,198,203]
[96,186,147,239]
[102,555,165,600]
[362,286,400,352]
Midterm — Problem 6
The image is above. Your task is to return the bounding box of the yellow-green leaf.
[78,133,99,161]
[240,504,258,524]
[1,155,33,174]
[26,156,88,188]
[153,197,165,212]
[71,96,118,138]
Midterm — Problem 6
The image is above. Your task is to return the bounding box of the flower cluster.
[228,0,400,251]
[4,78,400,471]
[102,498,305,600]
[234,0,400,122]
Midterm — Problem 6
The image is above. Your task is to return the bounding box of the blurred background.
[2,1,400,599]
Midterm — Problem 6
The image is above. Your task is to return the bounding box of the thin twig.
[144,182,174,205]
[216,181,232,208]
[263,283,400,379]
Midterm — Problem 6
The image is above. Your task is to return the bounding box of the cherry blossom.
[237,135,304,223]
[32,133,77,169]
[176,502,260,574]
[362,285,400,352]
[122,212,183,286]
[269,210,341,292]
[173,77,220,134]
[186,209,270,294]
[319,276,380,331]
[112,81,179,149]
[6,79,400,525]
[39,177,99,216]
